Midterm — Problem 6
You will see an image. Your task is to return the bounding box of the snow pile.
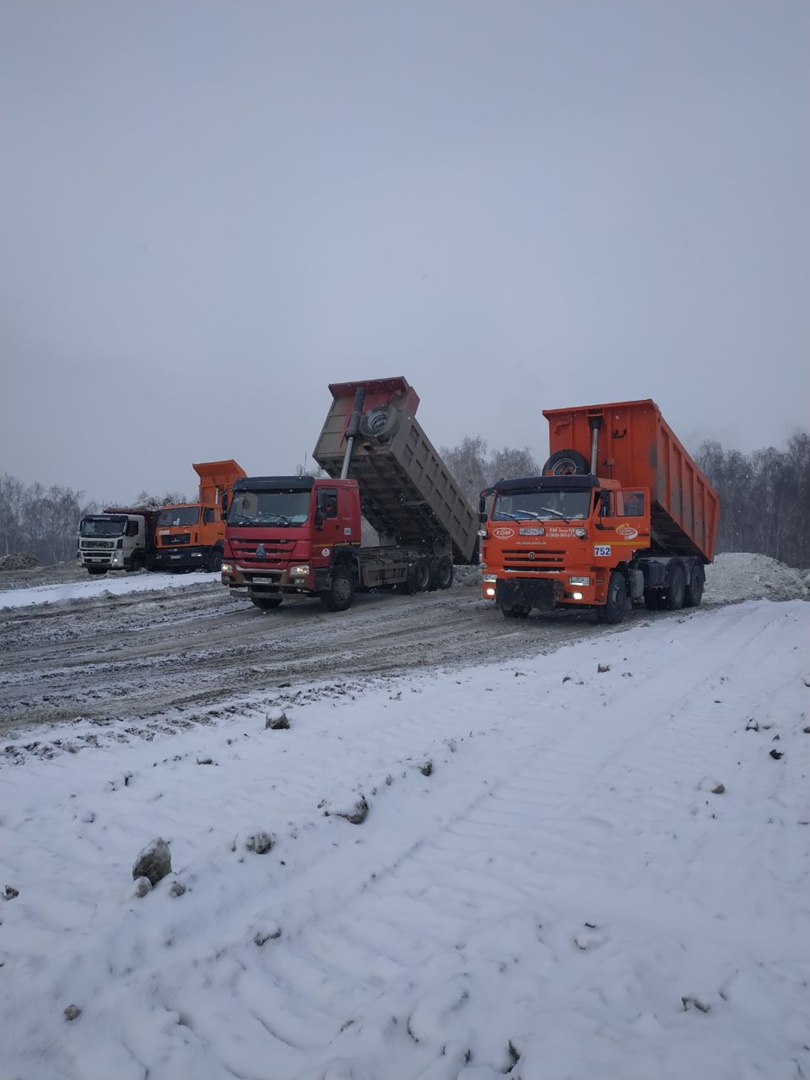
[705,552,808,604]
[0,570,214,609]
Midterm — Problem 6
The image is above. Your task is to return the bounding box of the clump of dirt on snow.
[704,553,808,604]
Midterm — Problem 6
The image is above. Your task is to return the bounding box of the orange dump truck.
[155,460,246,573]
[479,399,719,622]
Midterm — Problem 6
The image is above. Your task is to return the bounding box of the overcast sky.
[2,0,808,504]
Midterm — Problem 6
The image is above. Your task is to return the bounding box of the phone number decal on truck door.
[594,545,612,557]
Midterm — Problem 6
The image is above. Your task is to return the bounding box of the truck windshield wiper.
[538,506,571,522]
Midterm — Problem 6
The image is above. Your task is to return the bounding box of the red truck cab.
[222,476,362,610]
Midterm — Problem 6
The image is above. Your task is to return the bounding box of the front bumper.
[79,550,125,570]
[222,563,316,593]
[155,547,208,570]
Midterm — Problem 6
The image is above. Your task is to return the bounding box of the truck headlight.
[221,562,233,574]
[290,564,310,576]
[477,528,488,538]
[569,576,591,586]
[482,574,497,583]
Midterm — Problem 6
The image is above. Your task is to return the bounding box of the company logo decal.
[321,548,331,557]
[616,523,639,540]
[493,527,515,539]
[256,543,266,558]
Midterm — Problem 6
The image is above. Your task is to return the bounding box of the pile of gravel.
[704,552,808,604]
[0,553,39,572]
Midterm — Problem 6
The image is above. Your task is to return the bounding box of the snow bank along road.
[1,595,808,1080]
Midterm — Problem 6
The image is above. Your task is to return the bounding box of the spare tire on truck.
[358,405,400,442]
[542,449,590,476]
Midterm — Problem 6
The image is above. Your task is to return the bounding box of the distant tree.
[0,474,98,565]
[696,432,809,568]
[440,437,541,508]
[131,490,190,509]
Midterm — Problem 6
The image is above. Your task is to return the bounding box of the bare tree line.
[1,432,808,569]
[695,433,810,569]
[0,476,189,567]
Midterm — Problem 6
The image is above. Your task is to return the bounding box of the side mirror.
[314,508,325,530]
[221,494,229,515]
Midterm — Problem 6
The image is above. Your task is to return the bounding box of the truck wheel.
[413,558,431,593]
[436,555,454,589]
[601,571,628,624]
[127,552,145,573]
[663,563,686,610]
[321,565,355,612]
[251,596,283,610]
[358,404,400,442]
[207,548,223,573]
[684,564,705,608]
[87,568,107,576]
[542,449,589,476]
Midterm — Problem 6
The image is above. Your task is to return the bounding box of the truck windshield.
[492,490,591,522]
[157,507,200,527]
[227,490,311,527]
[80,517,127,538]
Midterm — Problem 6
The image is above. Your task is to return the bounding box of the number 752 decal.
[594,545,612,557]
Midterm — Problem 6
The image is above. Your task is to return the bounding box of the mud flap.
[495,578,561,612]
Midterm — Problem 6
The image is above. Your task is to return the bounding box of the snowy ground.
[1,556,808,1080]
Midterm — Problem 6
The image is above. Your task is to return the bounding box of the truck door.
[316,488,344,546]
[597,488,651,552]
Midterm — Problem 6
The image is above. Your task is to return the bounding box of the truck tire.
[684,563,705,608]
[127,552,146,573]
[358,405,400,442]
[251,596,283,611]
[321,565,355,612]
[542,449,589,476]
[601,571,628,624]
[207,548,223,573]
[436,555,454,589]
[413,557,431,592]
[663,562,686,610]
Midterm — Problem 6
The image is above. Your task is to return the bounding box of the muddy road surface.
[1,576,670,742]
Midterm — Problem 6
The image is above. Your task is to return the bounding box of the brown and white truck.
[479,399,720,622]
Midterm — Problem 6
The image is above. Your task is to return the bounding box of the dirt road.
[0,576,651,745]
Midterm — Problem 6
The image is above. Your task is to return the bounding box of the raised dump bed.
[543,398,719,562]
[313,377,478,564]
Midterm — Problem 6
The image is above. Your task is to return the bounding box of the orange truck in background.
[155,460,246,573]
[479,400,719,623]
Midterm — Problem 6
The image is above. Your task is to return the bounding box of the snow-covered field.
[1,555,808,1080]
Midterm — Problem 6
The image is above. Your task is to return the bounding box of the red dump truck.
[221,377,478,611]
[479,399,719,622]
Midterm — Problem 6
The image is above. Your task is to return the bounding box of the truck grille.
[161,533,191,546]
[81,540,115,550]
[503,548,566,571]
[231,538,294,565]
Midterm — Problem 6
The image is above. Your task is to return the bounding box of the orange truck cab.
[155,459,246,573]
[480,400,719,623]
